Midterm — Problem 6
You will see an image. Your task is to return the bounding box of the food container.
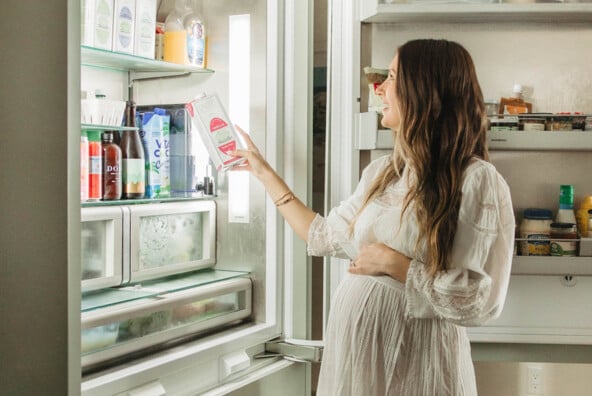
[489,116,519,131]
[551,115,573,131]
[520,208,553,256]
[549,222,578,257]
[81,323,120,354]
[520,117,546,131]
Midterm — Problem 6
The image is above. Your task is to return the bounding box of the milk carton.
[134,0,157,59]
[185,94,246,172]
[112,0,135,54]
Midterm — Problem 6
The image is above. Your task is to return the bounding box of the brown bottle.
[120,101,146,199]
[102,131,122,200]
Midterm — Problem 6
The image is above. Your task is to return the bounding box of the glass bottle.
[163,0,189,64]
[121,101,145,199]
[184,0,206,67]
[102,131,122,200]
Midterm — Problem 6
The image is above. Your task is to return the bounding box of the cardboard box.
[134,0,157,59]
[112,0,135,54]
[185,94,246,172]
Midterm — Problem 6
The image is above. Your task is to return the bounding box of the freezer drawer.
[81,273,251,370]
[81,206,124,292]
[129,200,216,283]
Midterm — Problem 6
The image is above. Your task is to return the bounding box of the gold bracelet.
[276,193,295,207]
[273,191,292,205]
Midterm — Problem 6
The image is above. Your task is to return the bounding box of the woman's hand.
[349,243,411,282]
[230,125,275,182]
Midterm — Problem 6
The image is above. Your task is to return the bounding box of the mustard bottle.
[576,195,592,236]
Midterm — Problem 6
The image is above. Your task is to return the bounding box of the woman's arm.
[231,126,316,241]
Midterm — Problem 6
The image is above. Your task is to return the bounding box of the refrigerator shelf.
[81,269,249,313]
[361,2,592,24]
[81,124,138,131]
[81,196,216,207]
[81,45,215,74]
[357,112,592,151]
[512,256,592,276]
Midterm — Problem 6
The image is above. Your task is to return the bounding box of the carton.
[134,0,157,59]
[93,0,114,51]
[185,94,246,172]
[112,0,135,54]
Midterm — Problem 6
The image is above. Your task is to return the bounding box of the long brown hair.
[357,39,489,276]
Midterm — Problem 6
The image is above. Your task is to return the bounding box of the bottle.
[121,101,146,199]
[80,133,89,202]
[498,84,532,115]
[576,195,592,236]
[184,0,206,67]
[87,130,103,201]
[163,0,189,64]
[555,184,577,224]
[102,131,122,200]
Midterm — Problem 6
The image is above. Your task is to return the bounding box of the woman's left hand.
[348,243,411,282]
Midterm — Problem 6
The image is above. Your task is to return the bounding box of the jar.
[550,222,578,257]
[520,208,553,256]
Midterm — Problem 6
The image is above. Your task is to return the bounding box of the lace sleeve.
[404,164,515,327]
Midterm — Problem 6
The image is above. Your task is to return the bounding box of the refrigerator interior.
[79,0,281,386]
[358,15,592,348]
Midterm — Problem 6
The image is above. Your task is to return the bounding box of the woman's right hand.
[230,125,275,182]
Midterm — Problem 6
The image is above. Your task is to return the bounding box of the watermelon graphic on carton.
[186,94,246,172]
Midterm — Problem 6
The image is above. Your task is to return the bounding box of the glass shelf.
[81,269,250,313]
[81,45,215,74]
[81,124,137,131]
[81,195,216,207]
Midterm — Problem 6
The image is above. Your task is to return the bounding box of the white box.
[134,0,157,59]
[112,0,135,54]
[92,0,114,50]
[81,0,95,47]
[185,94,247,172]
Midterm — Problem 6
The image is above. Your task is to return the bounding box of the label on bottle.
[123,158,145,194]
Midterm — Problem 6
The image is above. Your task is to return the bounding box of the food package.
[363,67,388,113]
[185,94,246,172]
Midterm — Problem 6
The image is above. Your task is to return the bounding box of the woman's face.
[376,54,401,130]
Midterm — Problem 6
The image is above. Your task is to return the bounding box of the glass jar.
[520,208,553,256]
[550,222,578,257]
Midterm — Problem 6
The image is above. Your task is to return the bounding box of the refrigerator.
[327,0,592,369]
[2,0,320,395]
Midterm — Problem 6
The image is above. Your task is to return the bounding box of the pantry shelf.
[81,45,215,74]
[361,2,592,24]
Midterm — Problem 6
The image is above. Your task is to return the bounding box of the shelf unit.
[360,1,592,23]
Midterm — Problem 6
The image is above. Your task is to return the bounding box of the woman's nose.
[375,81,385,96]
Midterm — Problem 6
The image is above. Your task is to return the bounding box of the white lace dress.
[308,155,515,396]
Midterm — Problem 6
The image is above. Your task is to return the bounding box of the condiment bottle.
[576,195,592,236]
[102,131,122,200]
[121,101,145,199]
[555,184,577,224]
[87,130,103,201]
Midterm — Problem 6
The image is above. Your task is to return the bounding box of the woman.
[232,39,515,395]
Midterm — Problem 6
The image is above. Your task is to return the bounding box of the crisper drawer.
[128,200,216,283]
[81,206,124,292]
[468,274,592,344]
[81,272,251,370]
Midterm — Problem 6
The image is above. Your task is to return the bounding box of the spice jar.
[549,222,578,257]
[520,208,553,256]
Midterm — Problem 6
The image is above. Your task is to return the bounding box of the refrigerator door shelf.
[81,276,252,370]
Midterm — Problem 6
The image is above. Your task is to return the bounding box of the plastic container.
[576,195,592,236]
[184,1,206,67]
[520,208,553,256]
[556,184,577,224]
[163,0,188,64]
